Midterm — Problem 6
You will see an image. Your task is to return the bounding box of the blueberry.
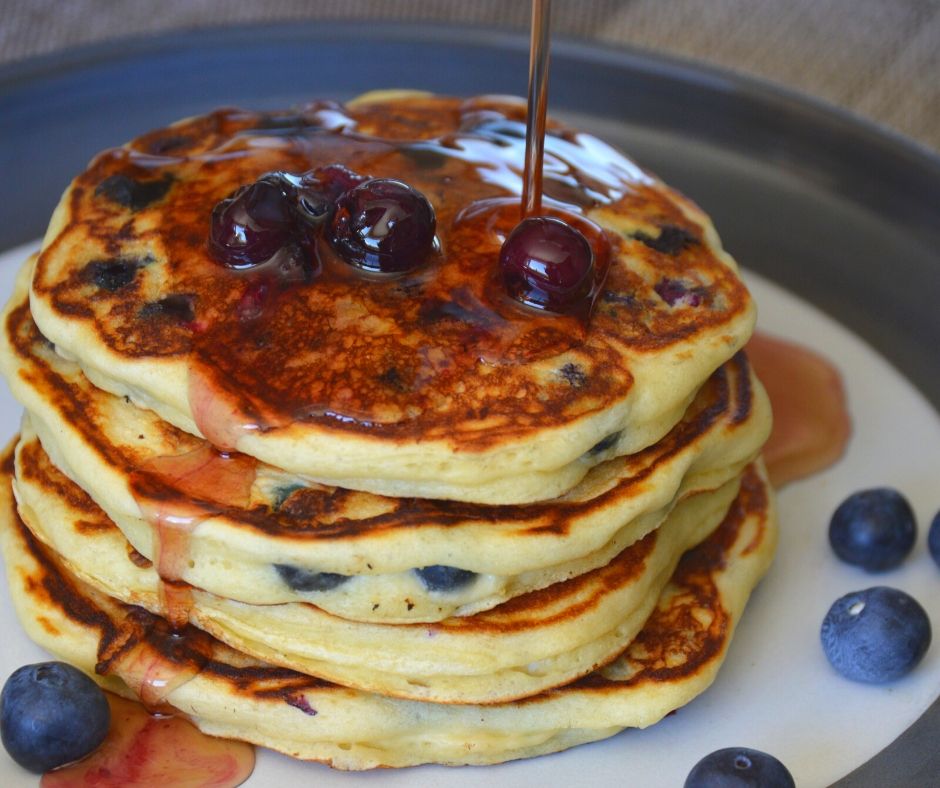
[275,564,349,592]
[655,277,708,307]
[635,224,698,255]
[94,173,173,211]
[414,565,477,592]
[928,511,940,570]
[684,747,795,788]
[85,258,141,291]
[829,488,916,571]
[499,216,594,313]
[588,430,622,456]
[329,178,437,273]
[821,586,931,683]
[0,661,110,773]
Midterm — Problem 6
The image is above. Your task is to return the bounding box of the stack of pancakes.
[0,92,777,768]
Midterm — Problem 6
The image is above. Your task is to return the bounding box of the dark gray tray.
[0,21,937,786]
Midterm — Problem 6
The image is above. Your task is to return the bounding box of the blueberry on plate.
[928,510,940,570]
[1,661,110,773]
[684,747,795,787]
[828,487,916,571]
[821,586,931,683]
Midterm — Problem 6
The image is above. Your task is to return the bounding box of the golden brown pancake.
[0,444,777,768]
[28,92,755,503]
[12,431,745,703]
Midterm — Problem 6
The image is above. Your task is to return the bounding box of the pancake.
[0,447,777,768]
[28,91,756,504]
[12,432,749,703]
[2,260,771,622]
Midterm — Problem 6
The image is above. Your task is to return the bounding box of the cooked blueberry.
[294,165,366,228]
[685,747,795,788]
[1,661,110,773]
[829,488,916,571]
[414,565,477,592]
[500,217,594,313]
[95,173,173,211]
[821,586,931,683]
[275,564,349,592]
[329,178,436,273]
[635,224,698,255]
[655,277,708,307]
[85,258,140,291]
[139,294,195,323]
[559,362,587,388]
[209,176,296,268]
[929,511,940,569]
[589,431,621,455]
[271,484,305,510]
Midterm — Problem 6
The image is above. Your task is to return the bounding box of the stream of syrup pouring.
[521,0,551,218]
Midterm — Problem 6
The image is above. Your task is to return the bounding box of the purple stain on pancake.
[655,277,708,307]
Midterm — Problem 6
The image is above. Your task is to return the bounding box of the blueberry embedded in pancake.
[28,92,756,504]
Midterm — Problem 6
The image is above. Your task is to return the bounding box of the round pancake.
[2,260,770,622]
[0,449,777,769]
[28,91,756,504]
[12,432,745,704]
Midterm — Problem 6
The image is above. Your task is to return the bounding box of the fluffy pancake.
[2,259,770,622]
[28,91,755,504]
[0,447,777,768]
[13,431,746,703]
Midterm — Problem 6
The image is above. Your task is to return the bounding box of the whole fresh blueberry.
[928,511,940,570]
[828,488,916,571]
[821,586,931,683]
[684,747,795,787]
[1,662,110,773]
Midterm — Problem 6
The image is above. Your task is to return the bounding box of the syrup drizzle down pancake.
[0,446,777,768]
[29,92,755,503]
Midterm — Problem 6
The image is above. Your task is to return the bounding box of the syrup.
[746,331,851,486]
[522,0,552,218]
[130,446,257,627]
[55,85,713,451]
[41,693,254,788]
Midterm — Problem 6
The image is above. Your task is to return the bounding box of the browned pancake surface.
[32,95,752,449]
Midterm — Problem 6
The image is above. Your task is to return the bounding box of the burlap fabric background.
[2,0,938,153]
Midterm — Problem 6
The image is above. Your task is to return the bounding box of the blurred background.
[2,0,938,152]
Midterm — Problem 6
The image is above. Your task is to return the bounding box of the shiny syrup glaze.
[177,97,626,449]
[130,446,257,628]
[746,331,851,486]
[35,92,756,453]
[41,693,254,788]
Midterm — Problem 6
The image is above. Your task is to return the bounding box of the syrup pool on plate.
[40,693,254,788]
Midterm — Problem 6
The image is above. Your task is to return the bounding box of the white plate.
[0,240,937,787]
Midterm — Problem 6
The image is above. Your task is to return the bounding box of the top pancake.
[29,91,755,503]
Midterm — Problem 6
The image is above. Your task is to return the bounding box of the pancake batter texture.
[0,91,777,767]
